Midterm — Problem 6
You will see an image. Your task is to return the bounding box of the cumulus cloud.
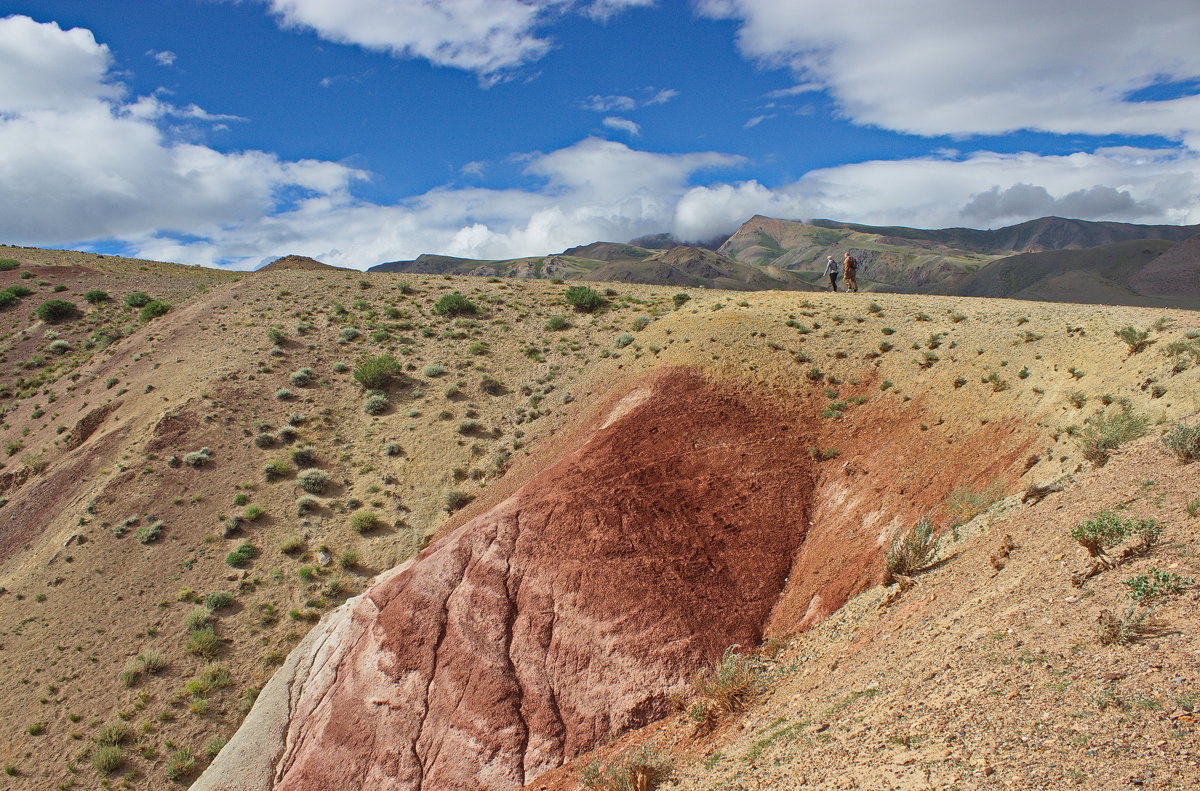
[147,49,176,66]
[602,116,640,136]
[0,16,365,246]
[670,147,1200,239]
[263,0,551,82]
[583,0,655,22]
[698,0,1200,147]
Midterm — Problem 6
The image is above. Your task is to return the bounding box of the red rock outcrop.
[195,368,818,791]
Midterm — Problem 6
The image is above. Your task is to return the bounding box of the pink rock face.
[234,369,815,791]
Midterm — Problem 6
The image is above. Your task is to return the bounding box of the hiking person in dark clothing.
[822,255,839,291]
[844,252,860,292]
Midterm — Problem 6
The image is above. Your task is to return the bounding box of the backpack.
[846,256,858,273]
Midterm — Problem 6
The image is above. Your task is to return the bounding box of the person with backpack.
[822,255,839,291]
[844,252,860,292]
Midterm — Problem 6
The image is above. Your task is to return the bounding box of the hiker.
[822,255,839,292]
[844,252,860,292]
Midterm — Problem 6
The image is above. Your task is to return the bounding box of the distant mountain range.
[359,215,1200,306]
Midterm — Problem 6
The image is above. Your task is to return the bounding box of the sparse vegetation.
[1160,422,1200,463]
[433,292,479,316]
[580,745,673,791]
[1076,406,1150,466]
[566,285,605,312]
[884,516,941,585]
[353,353,404,389]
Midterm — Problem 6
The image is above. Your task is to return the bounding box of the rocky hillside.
[0,244,1197,790]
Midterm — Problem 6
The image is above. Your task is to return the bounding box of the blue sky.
[2,1,1200,269]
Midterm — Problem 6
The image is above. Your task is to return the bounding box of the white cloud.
[698,0,1200,147]
[581,94,637,112]
[584,0,655,22]
[602,116,640,136]
[263,0,553,83]
[147,49,176,67]
[0,16,365,246]
[672,147,1200,239]
[581,87,678,112]
[743,113,773,129]
[0,15,121,112]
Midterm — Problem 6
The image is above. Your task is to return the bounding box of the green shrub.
[185,626,221,659]
[183,447,212,467]
[433,292,479,316]
[134,521,164,544]
[422,364,445,377]
[35,299,77,322]
[92,745,124,774]
[83,289,110,304]
[1161,422,1200,463]
[4,284,32,297]
[0,258,18,271]
[614,332,634,348]
[289,367,314,387]
[545,315,568,331]
[363,394,390,415]
[353,353,404,389]
[262,458,291,481]
[566,285,605,313]
[48,339,71,354]
[242,504,265,521]
[296,468,328,494]
[139,300,171,321]
[349,510,378,533]
[95,722,131,746]
[337,326,360,342]
[0,291,18,309]
[291,445,319,467]
[225,541,258,568]
[1115,325,1151,354]
[204,591,234,610]
[672,293,690,309]
[183,608,211,632]
[1123,568,1193,603]
[445,490,473,512]
[691,645,763,721]
[1075,407,1150,466]
[885,516,940,581]
[124,291,151,307]
[165,747,196,781]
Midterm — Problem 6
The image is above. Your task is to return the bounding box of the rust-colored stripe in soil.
[196,367,821,791]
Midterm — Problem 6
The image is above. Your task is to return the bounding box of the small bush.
[885,516,940,582]
[353,353,404,389]
[83,289,110,304]
[445,490,473,512]
[95,722,131,746]
[183,447,212,467]
[289,367,315,387]
[672,293,690,309]
[363,394,390,415]
[565,285,605,313]
[185,626,221,659]
[1097,604,1151,645]
[1123,568,1193,603]
[349,510,379,533]
[279,534,306,552]
[137,649,168,674]
[225,542,258,568]
[691,646,762,722]
[242,504,265,521]
[165,747,196,781]
[337,327,360,342]
[36,299,77,322]
[580,745,674,791]
[124,291,152,307]
[134,521,164,544]
[1115,325,1151,354]
[614,332,634,348]
[204,591,235,610]
[183,608,211,632]
[0,291,17,309]
[545,315,568,330]
[1161,422,1200,463]
[0,258,18,270]
[274,388,295,401]
[48,339,71,354]
[296,468,329,494]
[433,292,479,316]
[92,745,124,774]
[291,445,319,467]
[139,300,171,321]
[1076,407,1150,467]
[262,458,291,481]
[422,364,445,377]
